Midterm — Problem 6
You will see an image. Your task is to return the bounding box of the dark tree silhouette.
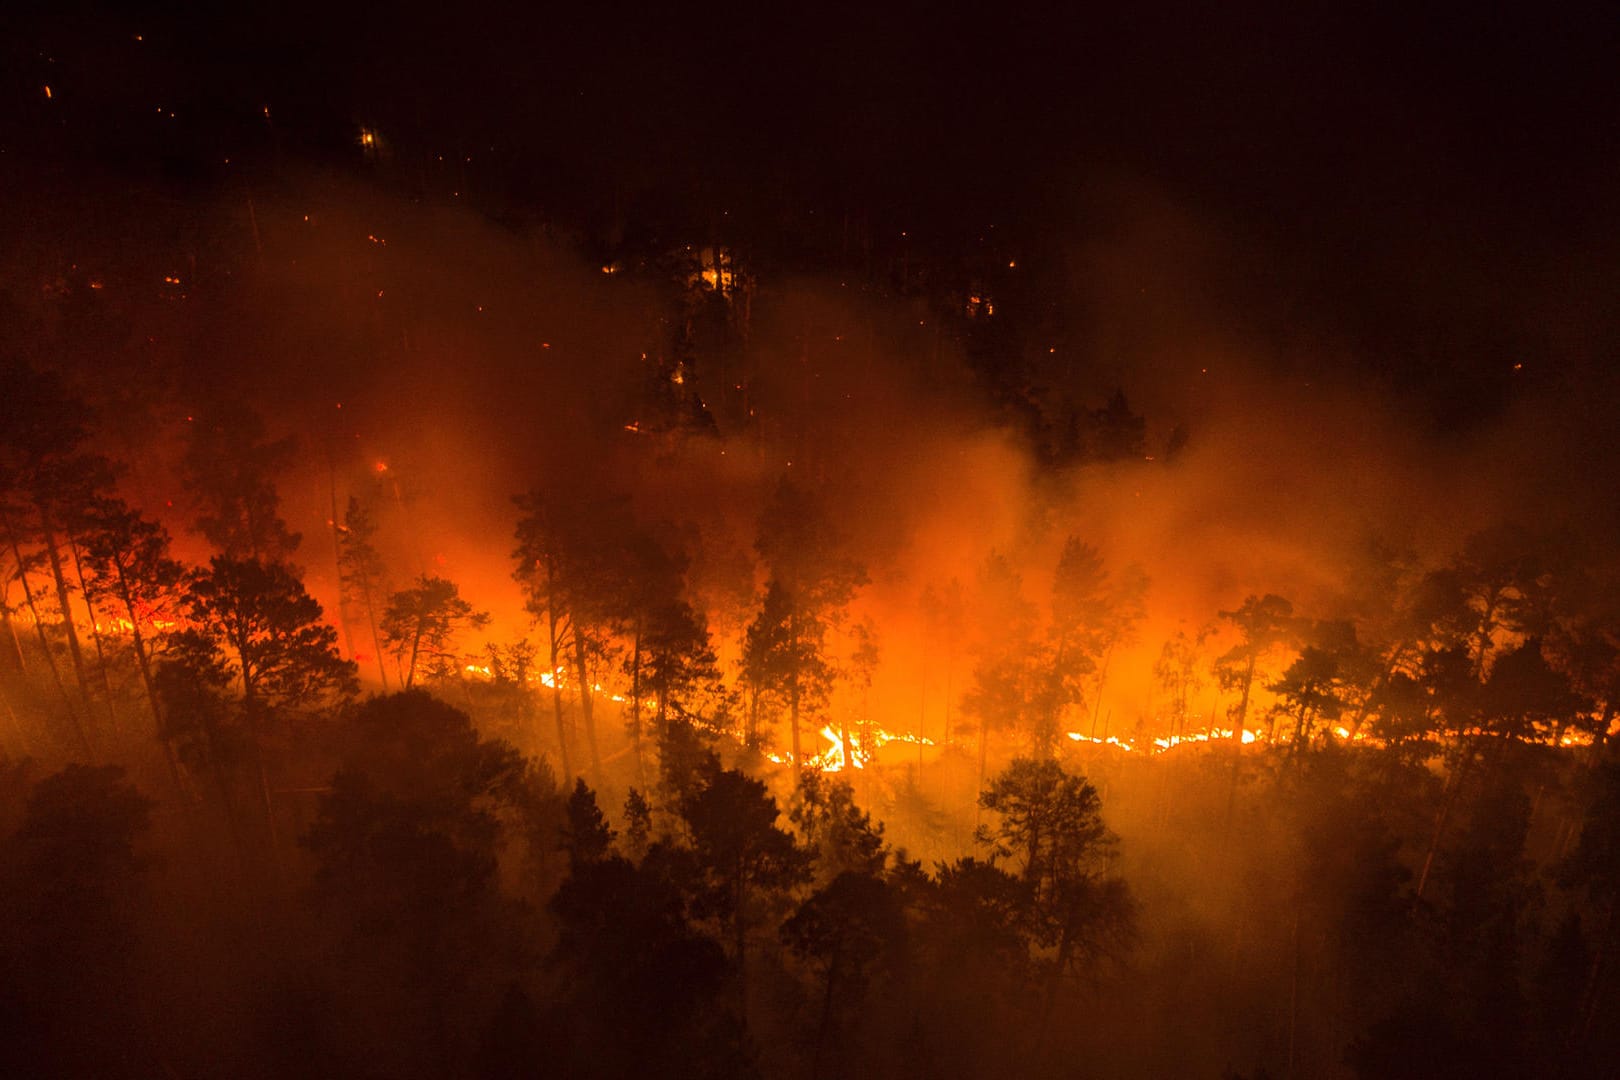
[744,479,867,783]
[678,758,810,1019]
[179,402,302,562]
[380,573,489,688]
[179,557,357,849]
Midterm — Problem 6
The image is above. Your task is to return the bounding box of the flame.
[816,726,866,772]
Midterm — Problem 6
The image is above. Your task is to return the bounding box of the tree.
[1215,594,1298,746]
[380,574,490,689]
[0,358,111,754]
[180,557,357,848]
[644,599,724,742]
[789,771,887,887]
[617,529,689,784]
[303,692,536,1079]
[744,478,867,784]
[337,495,391,688]
[180,401,302,561]
[781,870,907,1078]
[919,577,966,754]
[959,551,1041,797]
[1036,539,1116,755]
[513,488,636,784]
[1085,389,1147,463]
[679,759,810,1018]
[843,617,880,775]
[977,758,1134,1013]
[1215,593,1298,827]
[561,778,615,868]
[548,826,748,1078]
[1154,628,1206,742]
[78,497,189,793]
[1268,642,1348,749]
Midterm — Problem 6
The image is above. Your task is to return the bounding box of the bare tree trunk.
[117,578,188,806]
[547,608,572,779]
[789,675,803,787]
[67,532,120,731]
[326,449,359,668]
[405,625,422,689]
[357,567,389,690]
[1224,656,1256,833]
[788,613,803,787]
[629,627,644,788]
[1089,643,1114,736]
[975,713,989,823]
[746,683,759,750]
[4,511,90,757]
[573,623,601,787]
[38,510,96,722]
[239,668,281,875]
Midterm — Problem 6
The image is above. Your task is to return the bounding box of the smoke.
[8,164,1613,737]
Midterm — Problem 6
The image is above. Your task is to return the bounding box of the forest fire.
[4,8,1619,1079]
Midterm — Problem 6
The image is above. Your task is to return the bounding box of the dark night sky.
[4,1,1618,424]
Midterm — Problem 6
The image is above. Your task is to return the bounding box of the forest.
[4,275,1620,1079]
[6,5,1620,1078]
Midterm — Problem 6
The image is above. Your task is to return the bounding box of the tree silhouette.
[337,495,391,689]
[180,556,357,848]
[303,691,535,1079]
[745,479,867,783]
[977,758,1134,1019]
[380,574,490,689]
[678,758,810,1019]
[513,488,637,784]
[77,496,191,796]
[960,551,1041,796]
[179,402,302,562]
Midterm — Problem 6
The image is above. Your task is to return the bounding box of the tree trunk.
[405,624,422,689]
[326,451,359,668]
[4,511,90,757]
[975,712,989,823]
[114,563,189,807]
[38,511,96,722]
[1089,643,1114,739]
[789,674,803,787]
[357,566,389,690]
[1223,656,1256,833]
[66,532,120,731]
[788,612,803,786]
[572,623,601,786]
[629,627,644,788]
[239,664,281,872]
[547,608,572,779]
[747,684,760,750]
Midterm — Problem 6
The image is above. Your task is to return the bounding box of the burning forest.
[3,5,1620,1079]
